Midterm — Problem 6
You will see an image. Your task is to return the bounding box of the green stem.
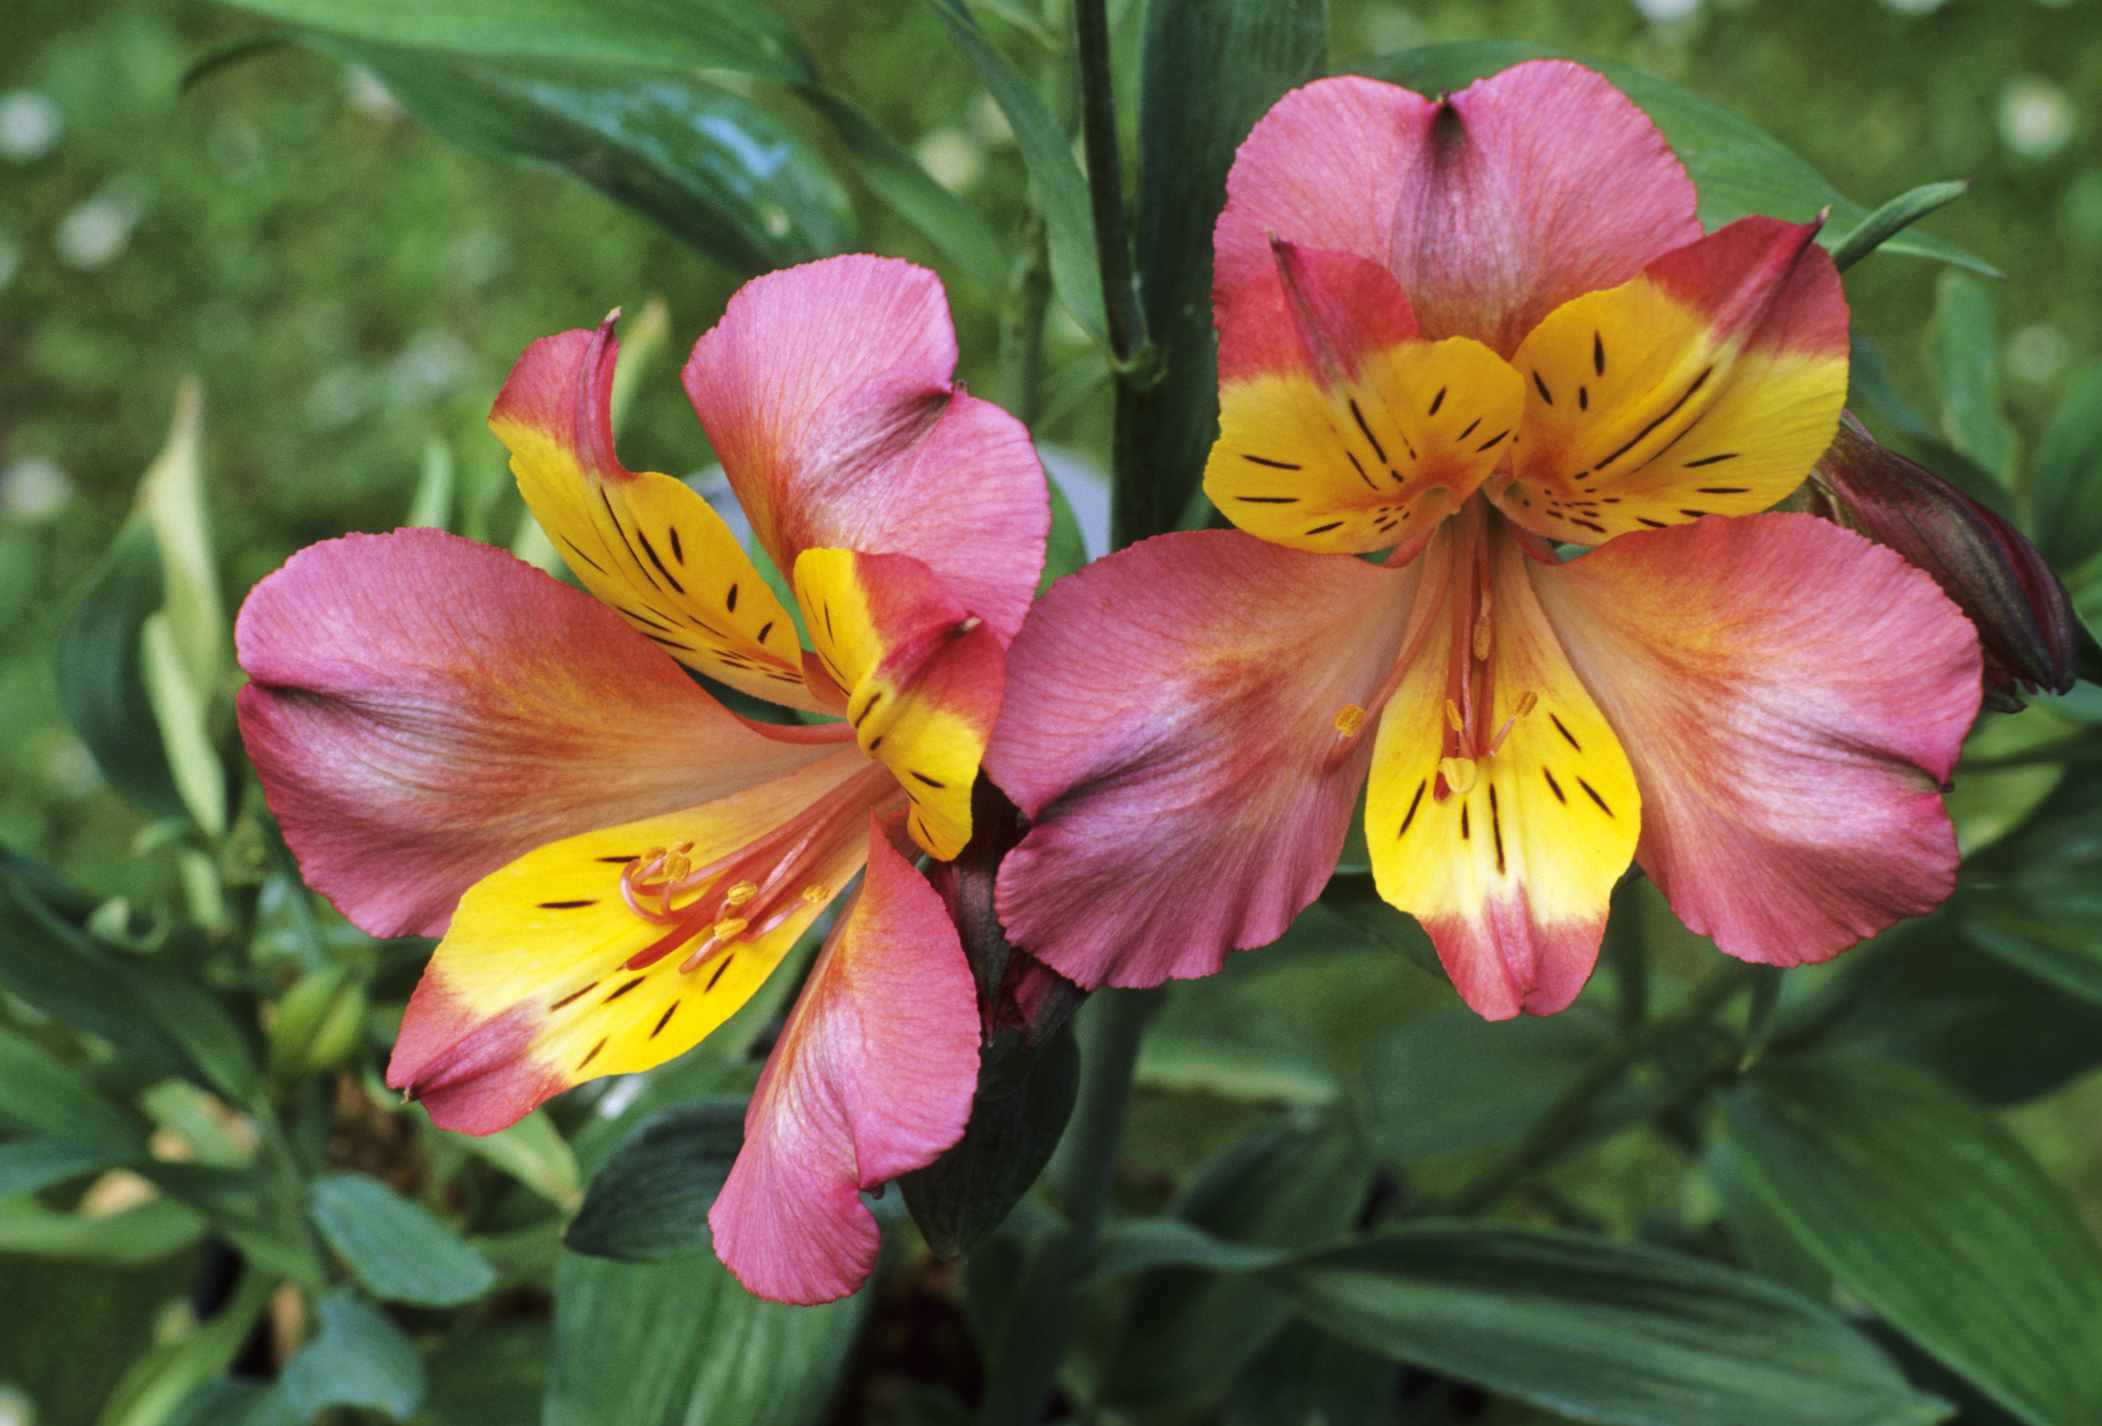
[979,986,1163,1426]
[1440,964,1754,1217]
[1073,0,1146,372]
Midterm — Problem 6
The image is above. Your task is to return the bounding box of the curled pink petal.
[235,528,845,938]
[989,531,1417,988]
[683,255,1048,644]
[709,821,980,1304]
[1216,63,1701,357]
[1532,514,1982,964]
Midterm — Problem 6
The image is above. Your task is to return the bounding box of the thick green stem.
[1073,0,1145,371]
[978,987,1163,1426]
[1440,964,1754,1217]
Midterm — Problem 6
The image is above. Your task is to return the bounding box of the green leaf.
[99,1270,276,1426]
[1721,1057,2102,1426]
[55,517,187,822]
[1280,1225,1950,1426]
[1134,0,1329,531]
[0,1137,141,1198]
[1357,43,1993,276]
[405,435,456,529]
[925,0,1104,338]
[0,1024,147,1149]
[419,1322,550,1426]
[221,0,816,84]
[792,85,1009,297]
[1357,1007,1615,1160]
[547,1249,869,1426]
[142,611,228,838]
[151,1161,324,1287]
[274,1290,426,1422]
[1100,1117,1374,1416]
[1831,180,1971,272]
[135,379,225,700]
[0,1196,207,1265]
[2030,361,2102,573]
[1226,1320,1397,1426]
[0,865,260,1100]
[564,1098,744,1261]
[1927,271,2017,486]
[901,1020,1080,1258]
[309,1172,498,1306]
[308,40,855,275]
[454,1109,582,1209]
[1961,766,2102,1008]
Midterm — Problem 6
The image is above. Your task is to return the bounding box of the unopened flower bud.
[1810,413,2079,712]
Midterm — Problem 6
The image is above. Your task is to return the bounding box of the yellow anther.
[1512,690,1539,719]
[724,880,759,907]
[711,916,750,942]
[1439,755,1479,796]
[1472,610,1493,661]
[799,884,829,905]
[1444,698,1465,734]
[1333,703,1367,736]
[659,852,692,885]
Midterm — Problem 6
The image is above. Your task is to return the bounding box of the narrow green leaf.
[0,1196,207,1265]
[142,611,228,838]
[405,435,456,528]
[564,1099,744,1261]
[1831,180,1970,272]
[1927,271,2017,486]
[455,1109,582,1209]
[1357,43,1994,276]
[901,1020,1079,1257]
[1226,1320,1398,1426]
[1282,1225,1950,1426]
[0,1024,147,1149]
[98,1271,275,1426]
[1721,1057,2102,1426]
[547,1249,868,1426]
[0,1137,141,1198]
[309,1173,498,1306]
[135,379,225,702]
[1101,1118,1374,1416]
[1133,0,1329,531]
[152,1161,324,1287]
[2029,361,2102,573]
[274,1290,426,1422]
[925,0,1105,337]
[54,517,186,822]
[314,40,855,275]
[793,86,1009,296]
[222,0,816,84]
[1358,1007,1615,1160]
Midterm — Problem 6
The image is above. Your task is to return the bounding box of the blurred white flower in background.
[1631,0,1702,23]
[0,456,76,524]
[54,175,151,272]
[1998,75,2076,159]
[1879,0,1951,14]
[2007,323,2072,386]
[914,128,983,194]
[0,90,62,164]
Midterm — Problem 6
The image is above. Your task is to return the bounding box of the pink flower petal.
[709,821,980,1304]
[1532,513,1983,964]
[989,531,1417,987]
[682,256,1048,645]
[1217,63,1701,357]
[236,528,846,938]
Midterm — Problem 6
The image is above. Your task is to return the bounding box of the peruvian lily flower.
[987,63,1984,1019]
[237,256,1049,1302]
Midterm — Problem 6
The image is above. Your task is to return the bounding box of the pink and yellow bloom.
[237,256,1049,1302]
[988,63,1984,1018]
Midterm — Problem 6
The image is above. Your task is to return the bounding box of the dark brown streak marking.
[1549,712,1582,751]
[823,603,834,640]
[1243,454,1301,470]
[604,977,646,1002]
[597,853,640,863]
[1429,387,1446,417]
[1349,398,1388,464]
[578,1037,608,1070]
[868,734,885,751]
[1593,331,1606,376]
[537,899,595,910]
[668,525,685,564]
[1397,429,1418,462]
[911,771,947,788]
[600,487,657,590]
[1399,778,1427,837]
[1304,520,1344,535]
[1237,495,1299,504]
[1476,429,1510,454]
[1354,461,1379,491]
[1457,417,1482,441]
[617,604,676,633]
[561,536,608,575]
[1680,508,1710,519]
[1684,452,1740,468]
[726,582,739,613]
[1489,785,1506,874]
[1637,516,1669,529]
[1570,517,1607,535]
[852,690,883,727]
[643,631,697,652]
[1543,766,1566,803]
[1347,450,1371,486]
[650,1001,680,1038]
[757,620,775,643]
[705,956,734,992]
[635,526,685,595]
[1533,371,1554,406]
[550,982,598,1011]
[1695,486,1749,496]
[1578,385,1589,411]
[1459,801,1471,841]
[1576,777,1614,817]
[1594,367,1712,473]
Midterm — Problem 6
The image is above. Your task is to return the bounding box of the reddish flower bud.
[1811,412,2079,712]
